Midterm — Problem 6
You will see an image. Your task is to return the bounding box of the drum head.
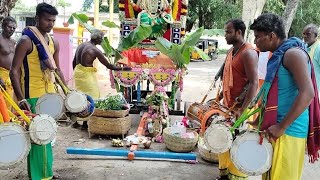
[0,123,31,169]
[204,123,233,154]
[36,93,65,120]
[29,114,58,145]
[65,91,87,113]
[230,132,273,176]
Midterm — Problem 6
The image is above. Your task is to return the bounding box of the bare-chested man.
[72,30,131,129]
[0,16,16,108]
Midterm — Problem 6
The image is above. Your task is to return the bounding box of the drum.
[35,93,65,120]
[65,91,88,113]
[187,102,210,122]
[230,132,273,176]
[29,114,58,145]
[0,123,31,169]
[76,95,95,118]
[187,101,234,133]
[204,121,233,154]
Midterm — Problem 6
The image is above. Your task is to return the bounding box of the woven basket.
[92,109,129,118]
[163,128,198,153]
[198,137,218,163]
[88,115,131,137]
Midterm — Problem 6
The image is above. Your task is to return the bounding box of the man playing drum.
[10,3,66,180]
[0,16,17,109]
[249,13,320,180]
[216,19,259,180]
[72,30,131,129]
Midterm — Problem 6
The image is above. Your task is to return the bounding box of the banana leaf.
[102,21,120,29]
[182,27,204,48]
[118,24,152,51]
[155,27,206,69]
[192,46,211,60]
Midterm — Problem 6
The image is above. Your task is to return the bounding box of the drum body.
[187,100,234,133]
[65,91,94,118]
[0,123,31,169]
[204,121,233,154]
[35,93,65,120]
[230,132,273,176]
[29,114,58,145]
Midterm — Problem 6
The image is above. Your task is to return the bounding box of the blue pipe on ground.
[66,147,196,161]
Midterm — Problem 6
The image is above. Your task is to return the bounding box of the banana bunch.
[111,138,124,147]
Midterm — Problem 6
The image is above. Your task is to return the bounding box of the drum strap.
[230,107,262,133]
[53,71,70,95]
[0,86,31,124]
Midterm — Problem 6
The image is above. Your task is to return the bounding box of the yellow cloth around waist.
[74,64,100,99]
[0,67,14,109]
[262,134,306,180]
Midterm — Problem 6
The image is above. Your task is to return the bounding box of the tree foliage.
[82,0,119,13]
[187,0,242,31]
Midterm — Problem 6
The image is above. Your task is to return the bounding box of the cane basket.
[88,115,131,137]
[163,128,198,153]
[198,137,218,163]
[92,109,129,118]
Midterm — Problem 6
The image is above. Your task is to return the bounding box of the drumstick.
[0,86,31,124]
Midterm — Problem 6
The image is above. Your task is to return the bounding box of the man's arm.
[240,49,259,113]
[52,38,67,85]
[10,36,32,101]
[95,48,131,71]
[268,48,314,139]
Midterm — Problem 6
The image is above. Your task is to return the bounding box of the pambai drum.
[203,121,233,154]
[0,123,31,169]
[29,114,58,145]
[65,91,95,118]
[230,132,273,176]
[35,93,65,120]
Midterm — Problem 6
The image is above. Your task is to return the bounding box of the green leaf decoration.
[101,37,113,56]
[192,46,211,61]
[102,21,120,29]
[118,24,152,51]
[182,27,204,48]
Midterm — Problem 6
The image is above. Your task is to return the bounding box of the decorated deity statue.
[130,0,173,39]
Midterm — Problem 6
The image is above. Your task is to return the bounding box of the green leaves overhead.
[118,25,153,51]
[102,21,120,29]
[68,13,94,32]
[155,27,206,68]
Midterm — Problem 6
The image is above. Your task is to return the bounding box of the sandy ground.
[1,55,320,180]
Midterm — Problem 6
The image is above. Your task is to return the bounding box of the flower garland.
[113,67,143,87]
[148,68,176,87]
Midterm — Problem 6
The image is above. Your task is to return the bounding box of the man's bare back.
[74,41,99,67]
[0,33,16,70]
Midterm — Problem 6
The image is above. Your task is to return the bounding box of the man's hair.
[91,30,104,40]
[250,13,286,40]
[36,2,58,16]
[2,16,16,28]
[304,23,319,37]
[226,19,246,37]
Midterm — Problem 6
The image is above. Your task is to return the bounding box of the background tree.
[0,0,18,22]
[82,0,119,13]
[282,0,300,36]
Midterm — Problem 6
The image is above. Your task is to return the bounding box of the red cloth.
[262,62,320,163]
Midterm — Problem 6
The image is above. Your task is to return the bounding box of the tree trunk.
[0,0,18,22]
[282,0,300,37]
[242,0,267,43]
